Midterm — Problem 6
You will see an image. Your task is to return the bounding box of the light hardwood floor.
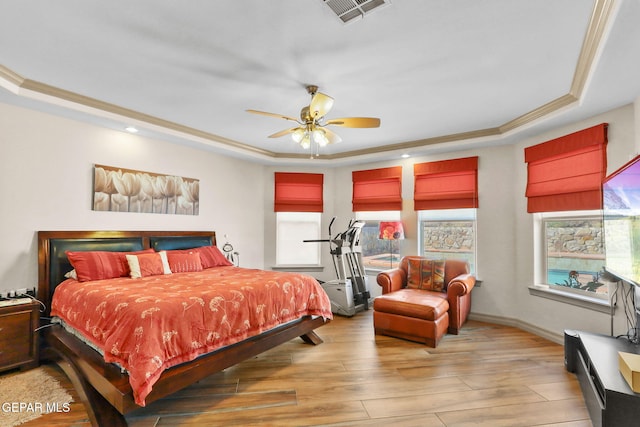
[26,310,592,426]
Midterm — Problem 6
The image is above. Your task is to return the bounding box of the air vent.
[323,0,391,24]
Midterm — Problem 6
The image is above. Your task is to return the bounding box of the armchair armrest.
[447,273,476,298]
[446,273,476,335]
[376,268,407,294]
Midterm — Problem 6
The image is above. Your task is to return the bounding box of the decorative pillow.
[126,251,172,279]
[406,258,426,289]
[193,245,233,268]
[431,259,446,292]
[66,249,155,282]
[166,251,203,273]
[407,259,446,292]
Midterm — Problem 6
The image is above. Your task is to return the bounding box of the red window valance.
[274,172,323,212]
[352,166,402,211]
[524,123,608,213]
[413,156,478,210]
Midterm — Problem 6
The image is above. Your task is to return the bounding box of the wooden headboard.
[37,230,217,317]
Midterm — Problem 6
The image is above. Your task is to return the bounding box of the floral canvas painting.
[93,164,199,215]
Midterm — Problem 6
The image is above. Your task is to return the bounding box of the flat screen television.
[603,154,640,287]
[603,154,640,342]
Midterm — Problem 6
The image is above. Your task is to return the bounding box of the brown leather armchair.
[374,256,476,347]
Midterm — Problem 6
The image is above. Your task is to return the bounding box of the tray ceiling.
[0,0,638,165]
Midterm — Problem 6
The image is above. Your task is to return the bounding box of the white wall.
[3,99,638,341]
[0,102,266,295]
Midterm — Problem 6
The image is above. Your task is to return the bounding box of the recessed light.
[401,153,410,158]
[125,126,138,133]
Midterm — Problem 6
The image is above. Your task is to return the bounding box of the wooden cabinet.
[0,301,39,372]
[569,331,640,427]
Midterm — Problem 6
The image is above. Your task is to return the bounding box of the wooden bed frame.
[37,230,329,427]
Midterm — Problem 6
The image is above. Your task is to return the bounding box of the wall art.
[93,164,199,215]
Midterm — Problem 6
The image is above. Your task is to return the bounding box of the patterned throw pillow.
[406,258,425,289]
[430,259,446,292]
[406,259,446,292]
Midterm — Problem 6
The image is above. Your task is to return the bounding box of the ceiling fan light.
[312,129,329,146]
[300,135,311,149]
[291,128,306,143]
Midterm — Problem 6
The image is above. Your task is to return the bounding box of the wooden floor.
[27,310,592,426]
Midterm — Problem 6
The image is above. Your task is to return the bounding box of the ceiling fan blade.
[268,127,300,138]
[246,109,300,123]
[322,127,342,144]
[309,92,334,119]
[325,117,381,128]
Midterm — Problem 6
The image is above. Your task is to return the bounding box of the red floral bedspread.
[50,266,332,406]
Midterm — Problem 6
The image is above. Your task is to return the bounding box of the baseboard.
[468,312,564,345]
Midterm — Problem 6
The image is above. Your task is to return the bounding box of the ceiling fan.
[246,85,380,154]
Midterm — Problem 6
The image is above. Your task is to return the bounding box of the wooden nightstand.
[0,300,39,373]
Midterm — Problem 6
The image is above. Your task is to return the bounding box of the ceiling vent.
[322,0,391,24]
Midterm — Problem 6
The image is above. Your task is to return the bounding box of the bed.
[37,230,332,427]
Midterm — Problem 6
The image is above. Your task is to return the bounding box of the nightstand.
[0,300,39,373]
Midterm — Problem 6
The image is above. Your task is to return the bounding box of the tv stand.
[566,330,640,426]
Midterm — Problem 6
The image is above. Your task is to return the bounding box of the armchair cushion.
[373,289,448,321]
[406,258,445,291]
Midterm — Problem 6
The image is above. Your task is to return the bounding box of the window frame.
[531,210,611,309]
[417,208,477,275]
[275,212,322,267]
[355,211,402,272]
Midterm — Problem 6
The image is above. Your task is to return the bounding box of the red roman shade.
[413,156,478,210]
[352,166,402,211]
[524,123,608,213]
[274,172,323,212]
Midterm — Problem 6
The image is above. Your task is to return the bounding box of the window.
[418,209,477,274]
[273,172,323,266]
[274,172,323,212]
[524,123,608,213]
[414,157,478,210]
[276,212,322,266]
[355,211,401,270]
[352,166,402,211]
[413,157,478,274]
[538,211,607,299]
[525,124,609,302]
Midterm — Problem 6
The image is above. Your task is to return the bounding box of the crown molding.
[0,0,616,162]
[0,64,25,87]
[320,127,502,160]
[17,79,277,158]
[499,94,579,134]
[570,0,617,99]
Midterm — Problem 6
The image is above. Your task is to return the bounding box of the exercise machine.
[305,217,371,316]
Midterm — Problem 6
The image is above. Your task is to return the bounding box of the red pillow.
[194,245,233,268]
[166,251,203,273]
[66,249,155,282]
[126,251,172,278]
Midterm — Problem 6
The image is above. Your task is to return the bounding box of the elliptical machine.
[305,217,371,316]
